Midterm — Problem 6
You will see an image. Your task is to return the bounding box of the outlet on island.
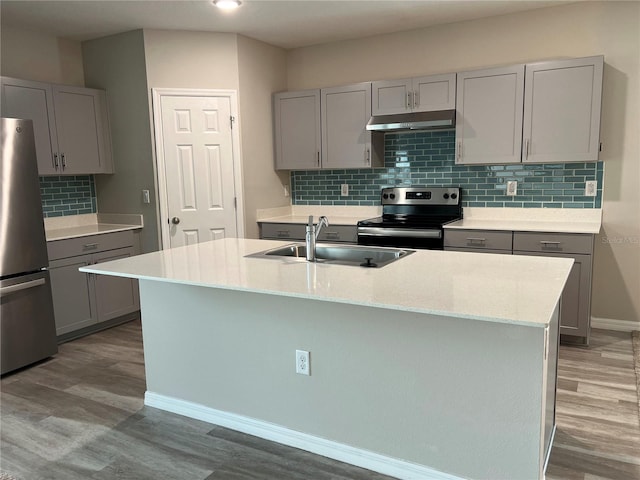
[341,184,349,197]
[296,349,310,376]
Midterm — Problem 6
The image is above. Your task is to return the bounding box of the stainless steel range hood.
[366,110,455,132]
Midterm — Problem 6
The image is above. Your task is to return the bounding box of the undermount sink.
[247,243,414,268]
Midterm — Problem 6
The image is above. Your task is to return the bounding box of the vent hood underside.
[366,110,455,132]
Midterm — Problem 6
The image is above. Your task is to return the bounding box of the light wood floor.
[1,321,639,480]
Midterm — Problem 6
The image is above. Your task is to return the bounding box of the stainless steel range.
[357,187,462,250]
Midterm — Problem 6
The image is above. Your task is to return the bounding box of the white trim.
[151,88,245,250]
[144,391,464,480]
[591,317,640,332]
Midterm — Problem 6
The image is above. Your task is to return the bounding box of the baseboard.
[591,317,640,332]
[144,391,464,480]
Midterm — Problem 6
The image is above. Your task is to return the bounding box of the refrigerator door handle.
[0,278,46,297]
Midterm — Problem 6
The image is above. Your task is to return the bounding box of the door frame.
[151,88,245,249]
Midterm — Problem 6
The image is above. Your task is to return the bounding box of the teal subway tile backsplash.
[39,175,97,218]
[291,130,603,208]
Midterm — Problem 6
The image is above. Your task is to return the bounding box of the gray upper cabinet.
[321,82,374,169]
[274,89,321,170]
[1,77,59,175]
[0,76,114,175]
[372,73,456,115]
[455,65,525,165]
[456,56,603,165]
[51,85,114,174]
[522,56,603,163]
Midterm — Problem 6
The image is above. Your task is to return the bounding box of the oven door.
[357,227,444,250]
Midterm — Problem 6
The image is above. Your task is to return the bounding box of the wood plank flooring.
[1,321,639,480]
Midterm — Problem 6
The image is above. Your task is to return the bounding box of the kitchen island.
[81,238,573,480]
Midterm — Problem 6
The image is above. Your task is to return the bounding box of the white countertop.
[45,213,143,241]
[257,205,381,226]
[445,207,602,234]
[81,238,572,329]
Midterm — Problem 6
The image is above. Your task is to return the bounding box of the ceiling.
[1,0,576,49]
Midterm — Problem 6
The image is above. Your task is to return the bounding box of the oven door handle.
[357,227,442,239]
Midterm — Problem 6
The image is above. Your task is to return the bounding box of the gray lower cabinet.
[259,222,357,243]
[47,230,140,338]
[445,228,594,343]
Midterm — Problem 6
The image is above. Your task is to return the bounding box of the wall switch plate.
[506,180,518,196]
[284,185,289,197]
[295,350,310,376]
[341,184,349,197]
[142,189,151,204]
[585,180,597,197]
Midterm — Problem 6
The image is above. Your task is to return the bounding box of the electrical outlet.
[295,350,310,376]
[341,184,349,197]
[284,185,289,197]
[585,180,597,197]
[506,180,518,196]
[142,190,150,204]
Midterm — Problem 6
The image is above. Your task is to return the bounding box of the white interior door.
[156,92,240,248]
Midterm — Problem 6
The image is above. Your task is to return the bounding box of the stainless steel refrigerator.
[1,117,58,375]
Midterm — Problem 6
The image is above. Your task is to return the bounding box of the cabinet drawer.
[260,223,306,240]
[513,232,593,254]
[317,225,357,243]
[48,230,135,261]
[444,229,512,251]
[445,247,512,255]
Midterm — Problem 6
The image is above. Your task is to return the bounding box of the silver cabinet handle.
[171,217,181,225]
[317,151,320,167]
[0,278,45,297]
[540,241,561,245]
[61,153,66,169]
[466,237,486,243]
[413,90,419,108]
[524,139,530,160]
[53,153,59,169]
[407,91,412,109]
[276,230,290,237]
[456,140,463,162]
[365,148,370,166]
[83,243,99,250]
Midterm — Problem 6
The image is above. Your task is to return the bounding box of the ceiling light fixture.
[213,0,242,10]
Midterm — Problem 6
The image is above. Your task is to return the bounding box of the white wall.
[0,25,84,85]
[237,35,289,239]
[286,1,640,326]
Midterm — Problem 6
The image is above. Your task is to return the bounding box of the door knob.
[171,217,180,225]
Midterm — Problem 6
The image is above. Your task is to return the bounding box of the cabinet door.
[514,251,592,338]
[456,65,524,165]
[49,255,96,336]
[523,56,603,163]
[274,90,321,170]
[93,248,140,322]
[321,83,372,169]
[413,73,456,112]
[1,77,60,174]
[52,85,109,174]
[372,79,412,115]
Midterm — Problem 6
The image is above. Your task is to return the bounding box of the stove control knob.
[383,193,388,199]
[390,193,396,199]
[451,193,458,199]
[443,193,450,199]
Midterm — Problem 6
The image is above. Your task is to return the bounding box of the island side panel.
[543,302,560,468]
[138,280,547,480]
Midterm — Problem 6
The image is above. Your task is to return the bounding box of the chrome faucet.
[305,215,329,262]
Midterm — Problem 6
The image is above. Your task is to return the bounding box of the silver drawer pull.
[83,243,99,250]
[466,237,486,243]
[540,241,561,245]
[276,231,290,237]
[0,278,46,297]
